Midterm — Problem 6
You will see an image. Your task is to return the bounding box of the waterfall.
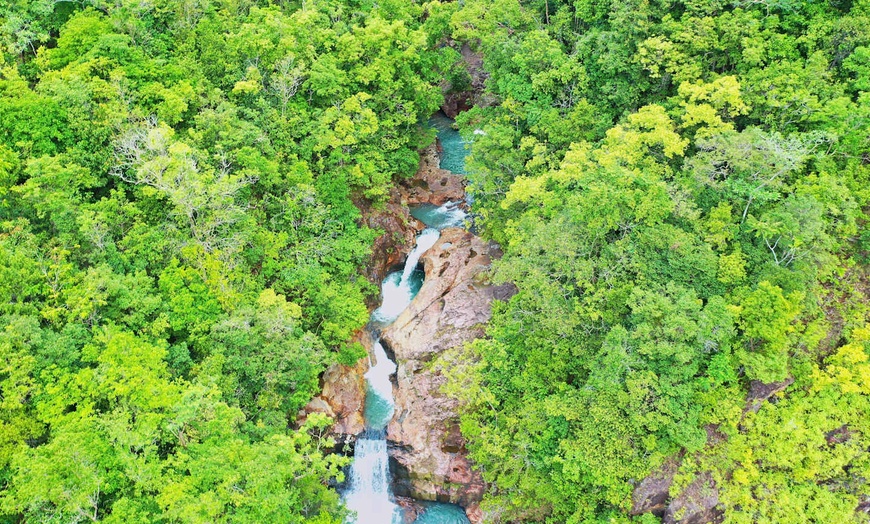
[343,433,403,524]
[371,228,439,325]
[401,229,439,283]
[344,227,440,524]
[364,341,397,416]
[343,339,404,523]
[343,113,472,524]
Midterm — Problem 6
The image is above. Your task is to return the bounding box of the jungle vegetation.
[443,0,870,522]
[2,0,870,523]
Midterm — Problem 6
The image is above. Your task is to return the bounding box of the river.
[341,114,472,524]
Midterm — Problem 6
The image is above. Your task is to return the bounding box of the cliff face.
[381,228,515,519]
[298,331,372,450]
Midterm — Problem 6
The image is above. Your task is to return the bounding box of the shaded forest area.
[2,0,870,522]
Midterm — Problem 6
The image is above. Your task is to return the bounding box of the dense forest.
[2,0,870,523]
[0,0,457,521]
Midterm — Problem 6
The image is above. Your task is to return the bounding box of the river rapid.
[341,115,472,524]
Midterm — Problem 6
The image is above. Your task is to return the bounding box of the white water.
[344,435,403,524]
[409,202,467,231]
[344,115,472,524]
[402,229,439,282]
[371,228,439,325]
[344,336,404,522]
[344,228,438,523]
[363,340,398,429]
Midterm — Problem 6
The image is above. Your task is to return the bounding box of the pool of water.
[410,201,467,230]
[414,503,470,524]
[428,112,467,174]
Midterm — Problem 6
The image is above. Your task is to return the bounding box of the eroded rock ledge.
[382,228,515,519]
[302,141,469,450]
[399,142,465,207]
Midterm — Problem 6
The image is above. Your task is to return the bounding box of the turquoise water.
[428,113,468,174]
[371,228,437,326]
[410,202,467,230]
[404,117,471,524]
[344,119,472,524]
[414,503,470,524]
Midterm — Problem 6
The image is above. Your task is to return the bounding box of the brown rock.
[399,143,466,207]
[395,497,425,524]
[744,377,794,414]
[440,42,492,117]
[381,228,515,510]
[631,457,681,517]
[663,473,723,524]
[826,424,852,445]
[442,92,473,119]
[359,188,424,287]
[300,331,371,448]
[464,503,483,524]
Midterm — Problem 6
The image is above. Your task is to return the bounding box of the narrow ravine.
[342,115,472,524]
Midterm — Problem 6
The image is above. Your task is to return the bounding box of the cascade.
[342,114,471,524]
[371,228,439,325]
[343,226,447,524]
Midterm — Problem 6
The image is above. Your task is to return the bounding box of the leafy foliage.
[0,0,456,521]
[443,0,870,521]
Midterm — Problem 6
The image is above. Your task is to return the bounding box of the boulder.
[381,228,515,510]
[465,503,483,524]
[395,497,425,524]
[300,331,372,450]
[663,473,723,524]
[743,377,795,414]
[398,143,465,207]
[441,92,473,120]
[631,457,681,517]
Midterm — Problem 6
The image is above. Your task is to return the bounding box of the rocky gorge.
[301,111,753,524]
[302,114,502,523]
[383,227,515,521]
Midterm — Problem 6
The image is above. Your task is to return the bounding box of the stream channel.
[341,114,471,524]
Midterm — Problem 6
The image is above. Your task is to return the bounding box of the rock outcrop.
[743,377,794,415]
[630,460,722,524]
[440,43,492,118]
[663,473,722,524]
[381,228,515,515]
[299,331,371,449]
[357,189,424,287]
[631,457,681,517]
[630,377,799,523]
[398,143,465,207]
